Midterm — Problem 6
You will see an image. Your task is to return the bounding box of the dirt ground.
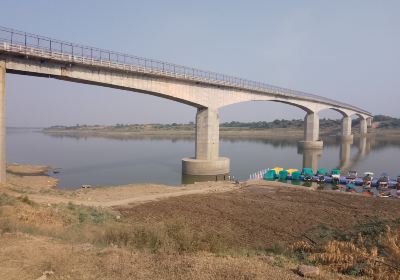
[3,164,237,207]
[1,164,399,279]
[117,182,400,249]
[0,233,312,280]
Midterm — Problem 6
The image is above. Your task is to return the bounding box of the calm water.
[7,128,400,189]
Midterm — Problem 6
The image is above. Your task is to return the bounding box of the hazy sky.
[1,0,399,126]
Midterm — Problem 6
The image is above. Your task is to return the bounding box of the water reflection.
[7,128,400,188]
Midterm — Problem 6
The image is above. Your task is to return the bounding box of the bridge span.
[0,27,372,183]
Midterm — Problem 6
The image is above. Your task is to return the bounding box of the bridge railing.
[0,26,370,115]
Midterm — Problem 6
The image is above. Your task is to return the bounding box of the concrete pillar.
[367,117,373,127]
[182,107,229,176]
[195,108,219,160]
[339,116,353,141]
[360,118,368,135]
[298,112,323,149]
[0,62,5,183]
[304,112,319,142]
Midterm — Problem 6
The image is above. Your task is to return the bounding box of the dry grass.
[291,226,400,279]
[0,233,308,280]
[2,185,400,279]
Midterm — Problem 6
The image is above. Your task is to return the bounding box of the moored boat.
[331,169,341,181]
[363,172,374,187]
[263,169,277,180]
[346,170,358,182]
[377,173,389,188]
[317,174,325,183]
[302,168,313,182]
[278,170,288,181]
[291,171,301,181]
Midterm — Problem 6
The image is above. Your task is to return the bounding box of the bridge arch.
[0,26,373,182]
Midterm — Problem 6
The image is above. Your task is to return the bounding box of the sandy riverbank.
[3,164,238,207]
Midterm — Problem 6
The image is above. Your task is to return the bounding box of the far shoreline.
[41,126,400,140]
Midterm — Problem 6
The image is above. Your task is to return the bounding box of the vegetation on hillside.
[44,115,400,131]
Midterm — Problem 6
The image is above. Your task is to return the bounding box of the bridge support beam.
[298,112,323,149]
[338,116,353,141]
[182,108,229,176]
[360,119,368,136]
[0,62,6,183]
[367,117,373,127]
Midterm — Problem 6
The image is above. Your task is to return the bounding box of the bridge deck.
[0,26,370,115]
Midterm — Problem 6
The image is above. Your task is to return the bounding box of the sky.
[1,0,399,127]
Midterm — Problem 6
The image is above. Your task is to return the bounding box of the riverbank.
[42,125,400,141]
[1,164,400,279]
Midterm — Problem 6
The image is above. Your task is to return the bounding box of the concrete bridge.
[0,27,372,183]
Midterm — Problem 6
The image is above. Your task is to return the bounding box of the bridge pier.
[182,108,229,175]
[338,116,354,141]
[0,61,6,183]
[298,112,323,149]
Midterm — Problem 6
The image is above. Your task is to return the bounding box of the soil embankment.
[1,164,400,279]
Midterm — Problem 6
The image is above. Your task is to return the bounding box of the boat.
[291,171,301,181]
[346,170,358,182]
[316,168,327,176]
[52,168,62,174]
[263,169,277,180]
[317,174,325,183]
[278,170,288,181]
[377,173,389,188]
[363,172,374,187]
[379,190,391,198]
[331,169,341,184]
[287,168,299,176]
[302,168,313,182]
[272,167,283,174]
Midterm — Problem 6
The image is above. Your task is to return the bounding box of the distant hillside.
[372,115,400,128]
[44,115,400,131]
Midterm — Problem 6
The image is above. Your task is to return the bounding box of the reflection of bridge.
[300,137,371,173]
[0,27,372,182]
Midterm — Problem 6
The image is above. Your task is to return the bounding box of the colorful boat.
[302,168,314,182]
[272,167,283,174]
[279,170,288,180]
[316,168,327,176]
[291,171,301,181]
[331,169,341,183]
[363,172,374,187]
[346,170,358,181]
[287,168,299,175]
[377,173,389,188]
[263,169,277,180]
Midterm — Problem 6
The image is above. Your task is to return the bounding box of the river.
[7,128,400,189]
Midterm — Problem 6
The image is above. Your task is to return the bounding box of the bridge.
[0,26,372,183]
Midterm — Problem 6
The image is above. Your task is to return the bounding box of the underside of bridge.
[0,27,372,182]
[0,58,374,181]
